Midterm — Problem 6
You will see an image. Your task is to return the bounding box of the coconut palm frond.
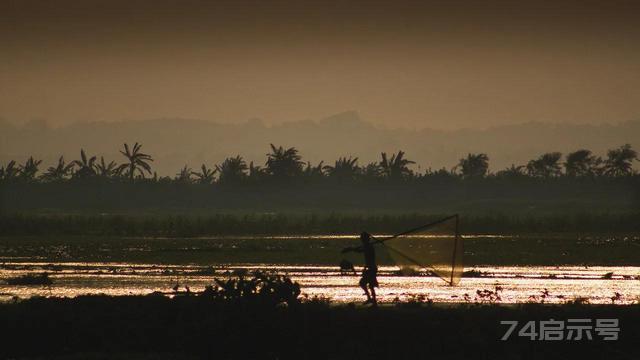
[119,143,154,180]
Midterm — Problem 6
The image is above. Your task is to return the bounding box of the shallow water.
[1,262,638,304]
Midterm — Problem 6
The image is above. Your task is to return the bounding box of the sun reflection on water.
[1,262,638,304]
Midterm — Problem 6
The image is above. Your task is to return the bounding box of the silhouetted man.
[342,232,378,305]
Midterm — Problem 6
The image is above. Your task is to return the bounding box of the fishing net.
[378,215,463,285]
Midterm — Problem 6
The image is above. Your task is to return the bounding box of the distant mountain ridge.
[1,112,638,175]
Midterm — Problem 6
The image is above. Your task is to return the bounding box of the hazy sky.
[1,0,639,129]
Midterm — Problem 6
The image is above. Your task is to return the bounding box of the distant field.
[2,212,639,237]
[1,234,639,266]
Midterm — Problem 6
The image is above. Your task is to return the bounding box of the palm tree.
[564,149,601,177]
[495,164,526,179]
[265,144,304,178]
[247,161,266,183]
[175,165,193,183]
[456,153,489,179]
[192,164,217,184]
[526,152,563,178]
[41,156,75,182]
[603,144,637,177]
[18,156,42,181]
[0,160,19,180]
[379,151,415,180]
[96,157,119,178]
[216,156,248,184]
[360,162,383,180]
[117,142,153,180]
[72,149,97,178]
[304,161,324,179]
[323,157,359,181]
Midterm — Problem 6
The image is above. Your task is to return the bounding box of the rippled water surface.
[2,262,639,304]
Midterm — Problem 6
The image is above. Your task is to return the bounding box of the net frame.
[372,214,463,286]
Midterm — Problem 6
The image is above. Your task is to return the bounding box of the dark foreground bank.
[1,295,638,360]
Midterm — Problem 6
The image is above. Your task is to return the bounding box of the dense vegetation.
[2,212,640,237]
[1,143,639,212]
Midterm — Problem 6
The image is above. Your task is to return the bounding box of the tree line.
[1,143,638,185]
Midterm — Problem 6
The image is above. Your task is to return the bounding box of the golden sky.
[1,0,639,129]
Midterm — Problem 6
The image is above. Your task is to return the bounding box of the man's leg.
[360,278,371,301]
[369,284,377,305]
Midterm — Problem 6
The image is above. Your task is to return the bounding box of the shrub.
[201,271,301,306]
